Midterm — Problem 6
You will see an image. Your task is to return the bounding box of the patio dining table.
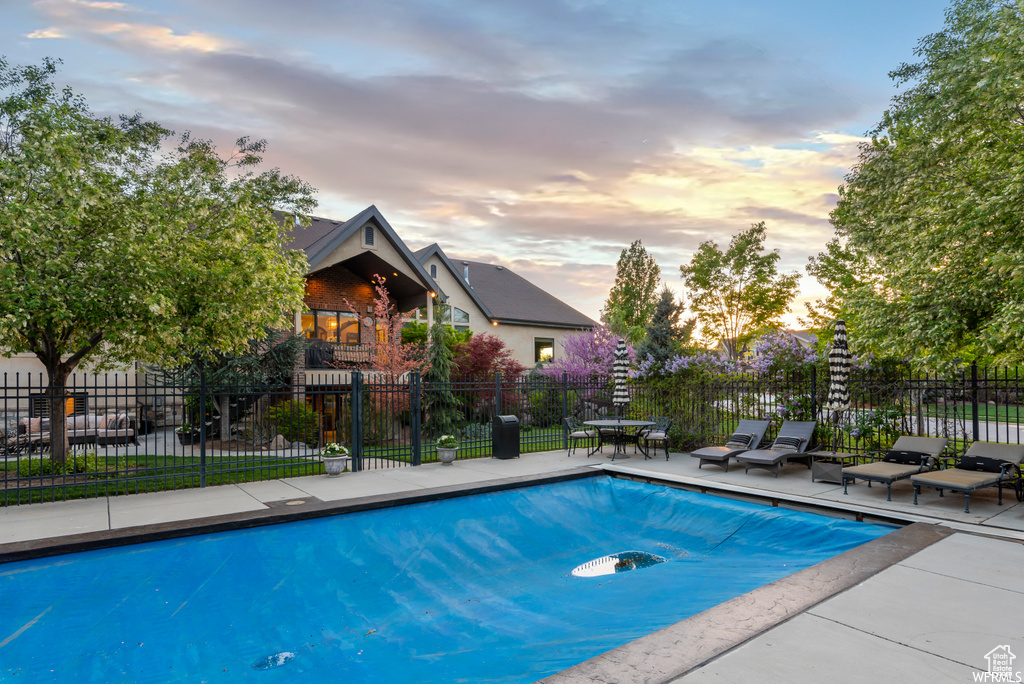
[584,419,656,461]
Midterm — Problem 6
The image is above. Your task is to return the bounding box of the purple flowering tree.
[539,324,632,381]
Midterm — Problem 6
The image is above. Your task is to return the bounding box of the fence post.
[494,371,502,417]
[199,369,207,488]
[810,368,817,422]
[971,361,980,443]
[351,371,363,472]
[410,371,422,466]
[562,372,569,451]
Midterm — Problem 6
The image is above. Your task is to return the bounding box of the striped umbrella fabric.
[612,339,630,410]
[826,320,852,413]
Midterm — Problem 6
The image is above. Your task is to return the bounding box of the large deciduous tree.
[813,0,1024,370]
[603,239,661,344]
[0,58,315,461]
[679,222,799,360]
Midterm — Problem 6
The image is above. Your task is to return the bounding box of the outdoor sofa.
[842,435,948,502]
[689,419,771,472]
[911,441,1024,513]
[735,420,818,477]
[17,413,136,450]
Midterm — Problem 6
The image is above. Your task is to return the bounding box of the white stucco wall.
[421,254,589,369]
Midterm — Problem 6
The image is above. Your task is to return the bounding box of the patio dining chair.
[640,417,673,460]
[564,417,596,457]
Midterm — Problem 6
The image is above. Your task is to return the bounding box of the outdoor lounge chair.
[689,419,771,472]
[735,420,818,477]
[564,417,595,456]
[911,441,1024,513]
[640,417,673,460]
[842,436,948,502]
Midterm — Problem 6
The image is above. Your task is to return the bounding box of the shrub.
[265,400,320,447]
[462,423,490,441]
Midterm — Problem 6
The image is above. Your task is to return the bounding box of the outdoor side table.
[809,451,860,484]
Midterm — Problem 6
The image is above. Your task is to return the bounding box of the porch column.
[293,311,302,335]
[426,293,434,329]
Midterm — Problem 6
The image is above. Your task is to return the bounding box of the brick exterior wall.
[303,264,392,344]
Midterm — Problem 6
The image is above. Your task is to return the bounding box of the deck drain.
[252,651,295,670]
[572,551,666,577]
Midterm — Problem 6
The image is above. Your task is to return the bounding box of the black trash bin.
[492,415,520,459]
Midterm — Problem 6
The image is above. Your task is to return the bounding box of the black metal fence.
[3,362,1022,505]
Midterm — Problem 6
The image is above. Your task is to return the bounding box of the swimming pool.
[0,476,893,682]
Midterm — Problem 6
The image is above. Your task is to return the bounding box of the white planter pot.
[437,447,458,465]
[322,454,351,477]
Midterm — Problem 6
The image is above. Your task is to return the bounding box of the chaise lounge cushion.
[911,468,1002,491]
[724,433,754,449]
[845,461,925,481]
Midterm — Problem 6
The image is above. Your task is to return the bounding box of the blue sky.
[1,0,949,329]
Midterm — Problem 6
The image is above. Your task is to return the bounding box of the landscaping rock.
[268,434,291,450]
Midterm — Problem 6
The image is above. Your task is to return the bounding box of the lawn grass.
[0,429,569,505]
[923,403,1023,424]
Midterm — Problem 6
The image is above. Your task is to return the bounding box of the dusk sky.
[2,0,948,327]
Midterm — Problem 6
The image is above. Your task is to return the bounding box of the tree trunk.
[216,393,232,443]
[45,364,72,465]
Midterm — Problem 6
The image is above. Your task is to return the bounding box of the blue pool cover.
[0,477,893,682]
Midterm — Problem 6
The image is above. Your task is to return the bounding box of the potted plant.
[175,421,199,446]
[320,443,351,477]
[436,434,459,465]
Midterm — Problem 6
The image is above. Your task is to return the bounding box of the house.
[284,205,440,371]
[413,244,595,368]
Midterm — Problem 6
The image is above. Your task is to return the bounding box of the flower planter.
[175,422,214,446]
[322,454,351,477]
[437,447,458,466]
[176,430,200,446]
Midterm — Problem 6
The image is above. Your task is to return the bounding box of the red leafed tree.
[341,275,426,443]
[453,333,526,416]
[453,333,526,379]
[343,275,425,378]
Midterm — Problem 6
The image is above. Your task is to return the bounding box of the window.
[430,264,437,278]
[302,310,359,344]
[364,224,374,246]
[535,337,554,363]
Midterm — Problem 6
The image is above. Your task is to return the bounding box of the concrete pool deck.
[2,448,1023,682]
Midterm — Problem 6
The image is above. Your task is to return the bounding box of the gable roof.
[283,206,444,301]
[415,244,595,329]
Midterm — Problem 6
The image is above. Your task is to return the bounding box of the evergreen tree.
[423,321,461,438]
[635,288,695,369]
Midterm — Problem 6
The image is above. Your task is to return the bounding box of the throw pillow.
[105,414,120,430]
[724,432,753,449]
[116,413,129,429]
[772,435,804,452]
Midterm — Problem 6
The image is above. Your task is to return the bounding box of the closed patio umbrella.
[612,339,630,417]
[826,320,852,455]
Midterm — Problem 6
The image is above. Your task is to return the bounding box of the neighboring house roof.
[282,206,444,305]
[415,244,595,329]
